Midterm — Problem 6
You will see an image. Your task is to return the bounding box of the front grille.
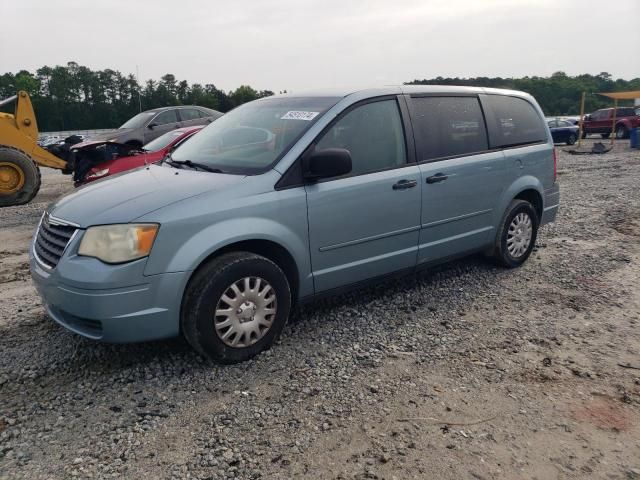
[34,213,78,268]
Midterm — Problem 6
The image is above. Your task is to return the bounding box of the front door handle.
[393,179,418,190]
[426,173,448,184]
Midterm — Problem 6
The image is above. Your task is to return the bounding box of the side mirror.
[147,123,157,130]
[303,148,352,180]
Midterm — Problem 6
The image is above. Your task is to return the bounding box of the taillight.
[553,148,557,182]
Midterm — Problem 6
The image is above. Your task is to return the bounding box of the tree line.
[407,71,640,116]
[1,63,638,131]
[0,62,275,131]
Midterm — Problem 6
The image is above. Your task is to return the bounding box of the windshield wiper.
[166,158,223,173]
[162,152,222,172]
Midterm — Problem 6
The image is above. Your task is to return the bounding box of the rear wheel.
[566,133,577,145]
[615,125,628,139]
[181,252,291,364]
[581,130,588,139]
[492,199,539,268]
[601,133,610,139]
[0,147,41,207]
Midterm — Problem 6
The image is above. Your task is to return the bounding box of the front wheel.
[492,199,539,268]
[566,133,577,145]
[181,252,291,364]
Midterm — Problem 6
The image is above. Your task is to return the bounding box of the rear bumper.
[541,183,560,226]
[30,248,190,343]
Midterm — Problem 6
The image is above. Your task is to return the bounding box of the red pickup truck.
[582,107,640,139]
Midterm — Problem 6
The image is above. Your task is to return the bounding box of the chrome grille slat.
[36,234,64,256]
[46,224,75,238]
[34,213,78,269]
[35,242,60,266]
[38,227,69,249]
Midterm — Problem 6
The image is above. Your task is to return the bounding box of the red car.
[581,107,640,139]
[79,126,204,185]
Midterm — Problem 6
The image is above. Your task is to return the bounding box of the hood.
[71,139,132,151]
[87,129,130,141]
[50,164,246,227]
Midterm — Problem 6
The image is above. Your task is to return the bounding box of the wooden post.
[610,98,618,146]
[577,91,586,148]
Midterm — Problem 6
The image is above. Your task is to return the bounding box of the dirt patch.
[573,397,634,432]
[610,217,640,237]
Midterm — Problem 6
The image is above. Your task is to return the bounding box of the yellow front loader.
[0,91,68,207]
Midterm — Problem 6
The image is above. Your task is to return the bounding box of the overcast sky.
[1,0,638,92]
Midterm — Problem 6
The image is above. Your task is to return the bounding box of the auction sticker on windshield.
[281,111,320,121]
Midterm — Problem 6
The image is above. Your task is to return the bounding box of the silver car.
[90,105,223,148]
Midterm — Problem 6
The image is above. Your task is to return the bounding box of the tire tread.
[181,251,291,363]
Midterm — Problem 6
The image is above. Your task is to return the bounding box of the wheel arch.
[514,188,543,220]
[496,176,545,226]
[179,235,303,307]
[212,239,300,302]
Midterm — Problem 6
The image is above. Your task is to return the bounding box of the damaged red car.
[73,126,205,186]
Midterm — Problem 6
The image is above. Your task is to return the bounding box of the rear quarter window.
[483,95,547,148]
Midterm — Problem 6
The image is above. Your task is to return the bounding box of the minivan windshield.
[171,96,340,174]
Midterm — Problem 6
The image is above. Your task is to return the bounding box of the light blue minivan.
[30,86,559,363]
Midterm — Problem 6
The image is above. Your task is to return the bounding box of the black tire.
[581,130,588,139]
[601,133,610,139]
[566,133,577,145]
[181,251,291,364]
[615,125,628,139]
[492,199,539,268]
[0,147,42,207]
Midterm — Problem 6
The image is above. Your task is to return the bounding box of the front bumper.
[29,236,190,343]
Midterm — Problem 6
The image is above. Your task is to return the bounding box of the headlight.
[78,224,159,263]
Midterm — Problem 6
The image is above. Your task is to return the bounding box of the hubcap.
[506,212,533,258]
[616,127,625,139]
[214,276,277,348]
[0,162,25,195]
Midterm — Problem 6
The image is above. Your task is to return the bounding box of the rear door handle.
[393,179,418,190]
[426,173,448,184]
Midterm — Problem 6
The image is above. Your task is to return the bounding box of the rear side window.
[484,95,546,148]
[179,109,201,121]
[408,96,488,161]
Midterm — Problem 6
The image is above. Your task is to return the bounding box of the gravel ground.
[1,141,639,480]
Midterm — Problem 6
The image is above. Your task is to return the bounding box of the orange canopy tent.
[597,91,640,100]
[577,90,640,147]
